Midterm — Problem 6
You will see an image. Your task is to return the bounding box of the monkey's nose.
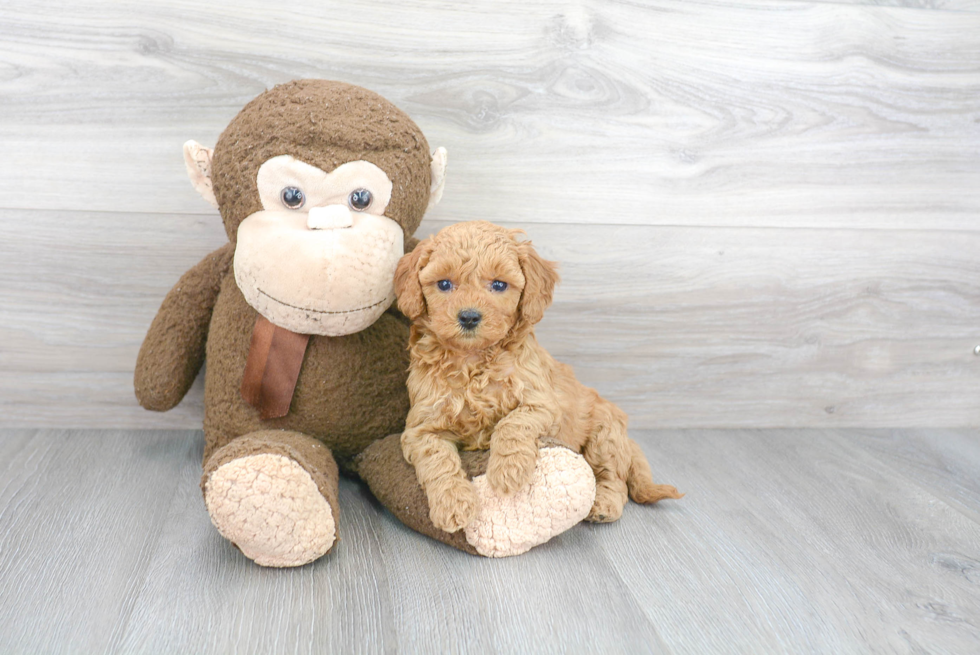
[457,309,482,330]
[307,205,354,230]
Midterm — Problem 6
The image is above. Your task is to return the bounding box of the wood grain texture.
[1,428,978,654]
[601,428,980,654]
[3,214,979,428]
[0,0,977,229]
[841,428,980,524]
[813,0,980,9]
[0,430,194,653]
[1,0,979,429]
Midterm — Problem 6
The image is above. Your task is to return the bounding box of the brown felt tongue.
[241,314,311,419]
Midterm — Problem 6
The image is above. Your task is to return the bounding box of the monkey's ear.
[183,140,219,209]
[394,239,434,320]
[513,239,560,335]
[426,147,448,212]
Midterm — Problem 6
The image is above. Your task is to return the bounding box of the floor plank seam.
[824,430,980,529]
[5,207,980,236]
[101,432,201,654]
[586,532,677,655]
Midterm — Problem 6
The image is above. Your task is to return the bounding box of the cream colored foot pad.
[204,453,335,567]
[465,447,596,558]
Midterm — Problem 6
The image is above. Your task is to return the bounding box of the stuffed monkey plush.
[134,80,595,565]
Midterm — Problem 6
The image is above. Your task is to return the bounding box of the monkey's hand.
[134,242,234,411]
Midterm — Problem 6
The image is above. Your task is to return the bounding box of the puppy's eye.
[437,280,452,292]
[348,188,372,211]
[281,186,305,209]
[491,280,508,292]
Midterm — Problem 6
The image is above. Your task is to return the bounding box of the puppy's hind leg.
[583,401,683,522]
[582,401,632,523]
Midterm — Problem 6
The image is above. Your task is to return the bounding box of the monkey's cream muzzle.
[234,209,403,336]
[232,154,404,336]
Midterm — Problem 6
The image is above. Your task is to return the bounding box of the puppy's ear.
[514,239,560,335]
[394,238,434,320]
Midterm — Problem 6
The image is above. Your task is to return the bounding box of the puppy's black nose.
[457,309,482,330]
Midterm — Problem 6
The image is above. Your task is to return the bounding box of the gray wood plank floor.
[2,429,978,654]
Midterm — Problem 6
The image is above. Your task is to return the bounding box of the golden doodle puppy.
[395,221,682,533]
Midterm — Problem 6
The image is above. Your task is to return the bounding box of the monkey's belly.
[203,276,410,462]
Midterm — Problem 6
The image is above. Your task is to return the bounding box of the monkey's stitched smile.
[257,288,389,315]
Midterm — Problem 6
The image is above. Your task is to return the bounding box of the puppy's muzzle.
[457,309,482,330]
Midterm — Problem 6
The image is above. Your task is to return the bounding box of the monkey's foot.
[202,431,339,567]
[463,445,596,558]
[357,435,595,557]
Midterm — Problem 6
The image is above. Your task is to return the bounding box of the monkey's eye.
[280,186,305,209]
[348,188,373,211]
[437,280,453,292]
[491,280,508,292]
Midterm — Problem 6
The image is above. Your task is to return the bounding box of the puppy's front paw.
[487,448,538,496]
[427,478,479,533]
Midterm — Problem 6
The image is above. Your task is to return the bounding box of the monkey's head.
[183,80,447,336]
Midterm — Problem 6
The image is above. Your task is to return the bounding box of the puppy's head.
[394,221,559,351]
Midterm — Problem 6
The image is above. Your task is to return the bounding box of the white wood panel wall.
[1,0,978,428]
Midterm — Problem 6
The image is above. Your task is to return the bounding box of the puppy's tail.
[626,439,684,504]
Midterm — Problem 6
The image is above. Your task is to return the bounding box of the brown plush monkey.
[135,80,594,565]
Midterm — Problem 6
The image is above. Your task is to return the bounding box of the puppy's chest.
[444,373,520,450]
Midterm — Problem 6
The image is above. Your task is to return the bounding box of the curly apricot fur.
[396,222,682,532]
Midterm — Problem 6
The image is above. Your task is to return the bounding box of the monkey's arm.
[134,242,235,411]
